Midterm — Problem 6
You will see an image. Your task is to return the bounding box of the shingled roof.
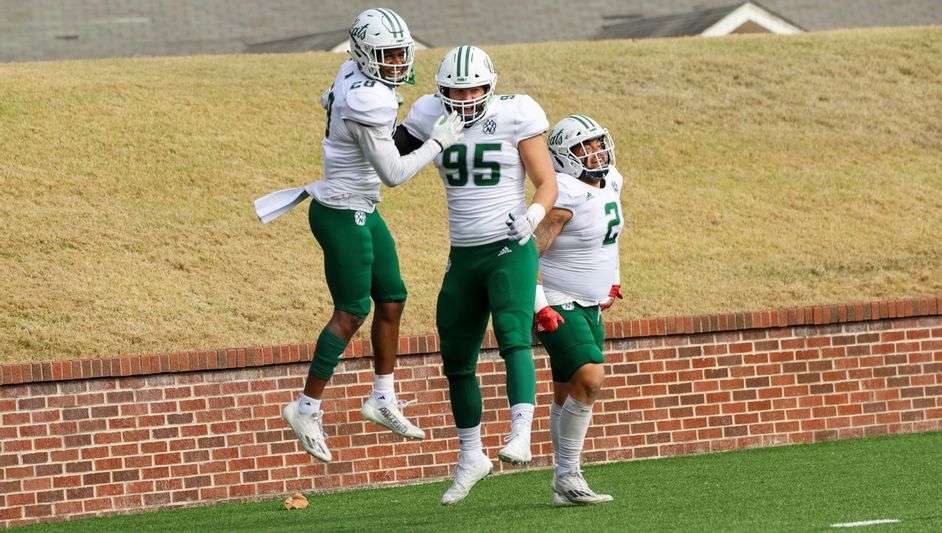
[599,2,804,39]
[1,0,940,63]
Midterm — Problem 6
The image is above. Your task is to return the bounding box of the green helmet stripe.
[455,46,463,78]
[568,114,592,129]
[464,46,472,77]
[578,115,599,129]
[377,8,403,38]
[377,9,395,33]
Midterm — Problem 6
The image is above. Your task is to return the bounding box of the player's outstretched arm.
[345,112,463,188]
[393,124,425,156]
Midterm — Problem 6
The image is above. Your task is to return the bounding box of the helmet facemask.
[353,41,414,86]
[438,83,494,126]
[549,115,616,182]
[435,46,498,127]
[567,133,615,182]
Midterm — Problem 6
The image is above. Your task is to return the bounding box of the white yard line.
[830,519,901,528]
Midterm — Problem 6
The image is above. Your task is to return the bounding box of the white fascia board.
[701,2,803,36]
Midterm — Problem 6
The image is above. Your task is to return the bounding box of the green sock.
[447,373,482,428]
[502,348,536,406]
[309,328,348,380]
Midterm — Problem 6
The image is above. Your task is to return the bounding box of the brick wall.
[1,296,940,528]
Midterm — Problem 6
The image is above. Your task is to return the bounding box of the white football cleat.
[497,425,532,465]
[552,471,613,506]
[361,397,425,440]
[282,401,331,462]
[441,454,493,505]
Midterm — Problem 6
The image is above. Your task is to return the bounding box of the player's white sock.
[370,373,396,402]
[297,393,321,416]
[510,403,534,435]
[550,402,563,454]
[556,396,592,477]
[457,425,484,465]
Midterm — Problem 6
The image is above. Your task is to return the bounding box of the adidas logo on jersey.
[497,246,512,257]
[585,192,594,200]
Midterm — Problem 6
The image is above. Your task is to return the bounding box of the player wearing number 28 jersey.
[394,45,558,505]
[270,8,464,465]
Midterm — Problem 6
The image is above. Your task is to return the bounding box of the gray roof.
[244,29,351,55]
[600,3,745,40]
[2,0,941,63]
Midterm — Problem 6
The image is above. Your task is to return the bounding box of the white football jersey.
[310,60,399,212]
[541,169,624,305]
[402,94,549,246]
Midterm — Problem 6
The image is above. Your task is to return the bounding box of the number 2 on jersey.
[603,201,622,245]
[442,143,502,186]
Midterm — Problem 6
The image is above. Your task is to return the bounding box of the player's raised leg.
[360,213,423,439]
[283,199,373,462]
[437,249,494,505]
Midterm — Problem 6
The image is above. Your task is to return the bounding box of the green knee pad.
[502,348,536,405]
[309,328,348,380]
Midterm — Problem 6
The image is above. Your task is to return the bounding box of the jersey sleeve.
[401,94,442,141]
[342,83,398,128]
[513,94,549,145]
[553,174,581,213]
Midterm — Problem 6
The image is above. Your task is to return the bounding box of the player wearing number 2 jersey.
[394,45,558,505]
[533,114,624,506]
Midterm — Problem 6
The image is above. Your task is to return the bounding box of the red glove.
[599,284,622,311]
[534,306,565,333]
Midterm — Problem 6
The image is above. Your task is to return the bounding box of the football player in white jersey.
[532,114,623,505]
[394,45,558,504]
[278,8,464,463]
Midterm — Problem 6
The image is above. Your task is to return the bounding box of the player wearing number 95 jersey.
[394,45,558,505]
[532,114,624,506]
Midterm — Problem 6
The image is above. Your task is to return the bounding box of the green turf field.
[21,432,942,532]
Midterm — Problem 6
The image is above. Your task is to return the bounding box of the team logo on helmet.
[350,24,368,40]
[481,119,497,135]
[549,129,565,146]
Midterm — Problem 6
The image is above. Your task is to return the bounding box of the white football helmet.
[348,8,414,86]
[436,45,497,126]
[548,115,615,181]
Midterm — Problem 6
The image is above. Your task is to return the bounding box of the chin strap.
[579,168,609,182]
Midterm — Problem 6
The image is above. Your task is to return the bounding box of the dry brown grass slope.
[1,27,940,362]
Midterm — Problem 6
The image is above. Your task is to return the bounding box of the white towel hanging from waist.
[253,183,316,224]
